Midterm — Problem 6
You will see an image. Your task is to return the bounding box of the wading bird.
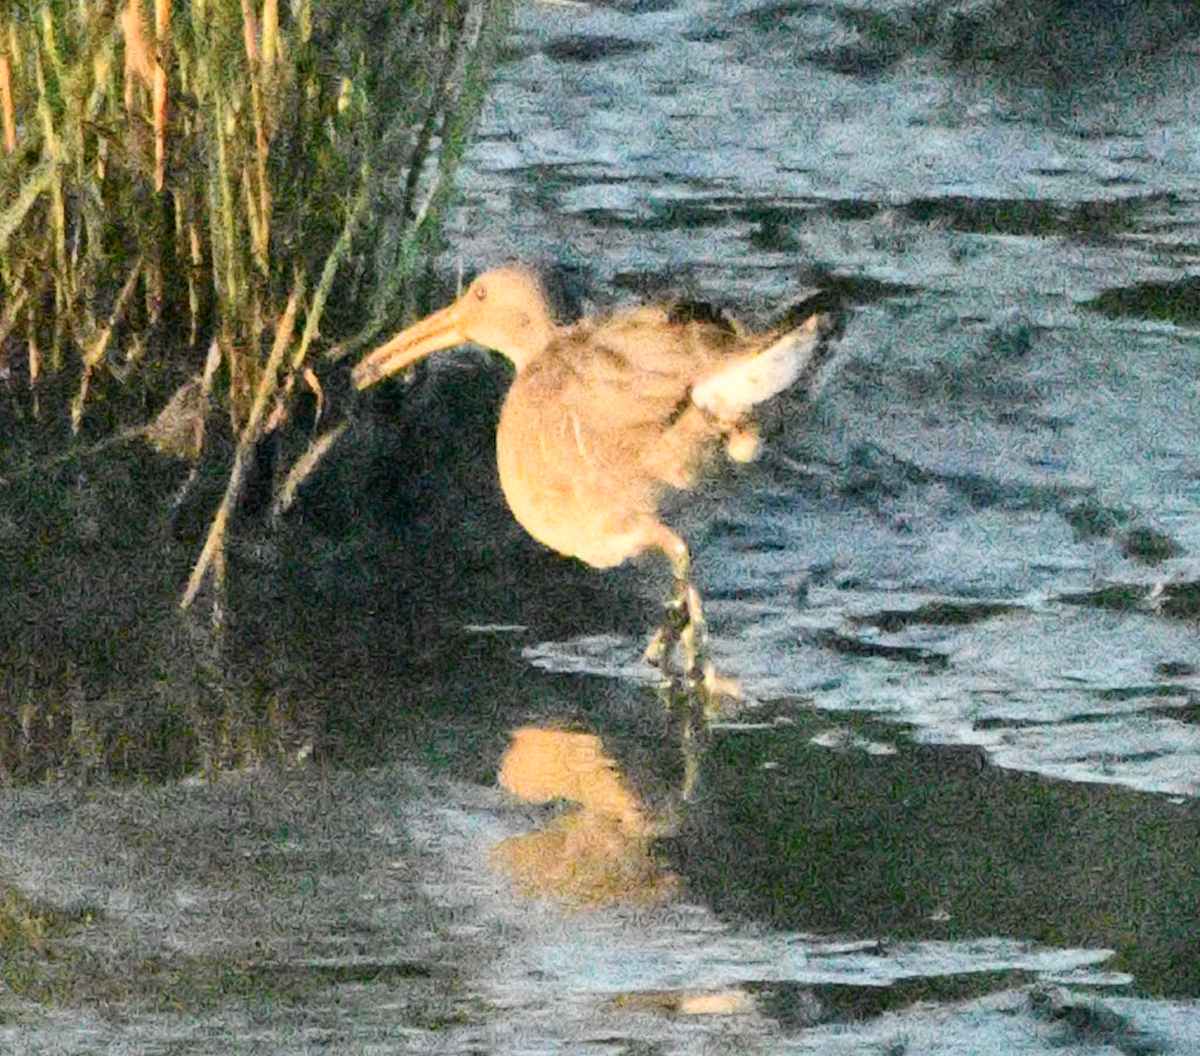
[353,267,841,690]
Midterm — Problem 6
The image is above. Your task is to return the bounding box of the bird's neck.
[501,316,559,373]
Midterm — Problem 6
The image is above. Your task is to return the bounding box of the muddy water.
[6,0,1200,1051]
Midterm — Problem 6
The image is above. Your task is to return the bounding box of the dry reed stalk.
[294,179,369,369]
[271,421,345,520]
[0,286,28,392]
[0,287,28,354]
[70,258,143,432]
[253,176,367,511]
[181,282,300,614]
[121,0,154,108]
[153,0,170,191]
[240,0,270,270]
[0,50,15,153]
[0,163,54,252]
[261,0,278,69]
[302,366,323,423]
[26,320,41,417]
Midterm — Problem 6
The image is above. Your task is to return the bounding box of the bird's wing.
[547,306,742,421]
[691,305,840,420]
[513,299,838,497]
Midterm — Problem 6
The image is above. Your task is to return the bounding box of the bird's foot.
[646,582,740,719]
[645,581,700,674]
[699,665,741,714]
[643,582,691,671]
[644,566,747,801]
[643,624,672,670]
[646,587,743,803]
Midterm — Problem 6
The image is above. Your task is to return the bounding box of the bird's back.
[495,304,778,567]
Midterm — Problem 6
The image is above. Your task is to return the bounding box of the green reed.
[0,0,506,614]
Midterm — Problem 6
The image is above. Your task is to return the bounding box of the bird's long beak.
[352,300,471,390]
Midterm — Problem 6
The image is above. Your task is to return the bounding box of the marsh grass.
[0,0,506,777]
[1,0,502,579]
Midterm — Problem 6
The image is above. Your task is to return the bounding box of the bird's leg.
[663,576,735,802]
[678,582,708,687]
[662,550,721,702]
[634,522,718,704]
[634,521,743,802]
[639,524,698,679]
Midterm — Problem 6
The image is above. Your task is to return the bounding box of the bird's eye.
[474,283,488,301]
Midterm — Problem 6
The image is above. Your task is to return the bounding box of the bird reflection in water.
[491,727,679,907]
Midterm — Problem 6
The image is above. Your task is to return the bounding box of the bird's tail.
[691,290,843,420]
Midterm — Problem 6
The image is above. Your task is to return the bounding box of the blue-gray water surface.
[456,0,1200,800]
[4,0,1200,1052]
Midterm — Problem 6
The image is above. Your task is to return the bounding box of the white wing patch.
[692,315,824,419]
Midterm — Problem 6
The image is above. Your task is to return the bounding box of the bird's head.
[352,267,555,389]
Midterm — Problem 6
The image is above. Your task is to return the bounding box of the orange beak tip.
[350,363,377,391]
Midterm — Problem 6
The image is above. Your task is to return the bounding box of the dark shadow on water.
[759,969,1037,1029]
[1085,276,1200,329]
[670,710,1200,997]
[221,543,664,784]
[941,0,1200,114]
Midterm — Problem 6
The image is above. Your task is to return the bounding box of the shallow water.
[464,0,1200,801]
[6,0,1200,1051]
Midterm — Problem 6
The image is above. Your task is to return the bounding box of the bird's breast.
[494,374,668,568]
